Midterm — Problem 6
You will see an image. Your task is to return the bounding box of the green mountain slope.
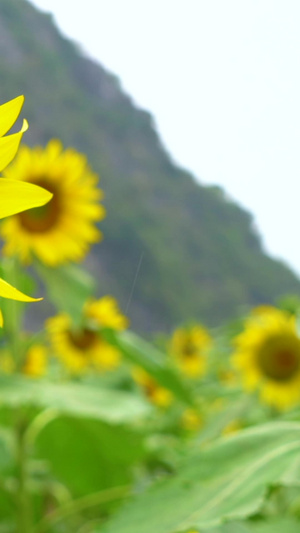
[0,0,299,332]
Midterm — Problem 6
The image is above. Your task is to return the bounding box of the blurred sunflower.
[0,96,53,323]
[232,306,300,409]
[85,295,129,330]
[47,296,127,373]
[1,139,105,266]
[0,343,48,377]
[181,408,203,431]
[22,344,48,378]
[132,367,173,408]
[170,324,211,378]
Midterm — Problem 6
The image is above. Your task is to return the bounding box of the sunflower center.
[67,328,98,351]
[18,179,61,233]
[258,337,300,381]
[182,340,197,359]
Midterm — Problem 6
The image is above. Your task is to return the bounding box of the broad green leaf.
[0,375,150,423]
[207,523,250,533]
[105,330,194,405]
[36,417,146,497]
[250,518,300,533]
[35,261,95,325]
[97,422,300,533]
[208,517,300,533]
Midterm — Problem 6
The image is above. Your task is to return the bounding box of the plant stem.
[33,485,130,533]
[16,417,32,533]
[24,408,58,449]
[1,257,23,369]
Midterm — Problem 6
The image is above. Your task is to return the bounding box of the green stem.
[77,518,104,533]
[1,257,24,370]
[24,408,59,449]
[33,485,130,533]
[16,417,32,533]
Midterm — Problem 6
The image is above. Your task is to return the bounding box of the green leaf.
[35,261,95,325]
[250,518,300,533]
[206,523,250,533]
[208,517,300,533]
[97,422,300,533]
[0,375,150,423]
[104,330,195,405]
[36,417,145,497]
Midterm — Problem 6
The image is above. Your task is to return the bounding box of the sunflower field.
[1,95,300,533]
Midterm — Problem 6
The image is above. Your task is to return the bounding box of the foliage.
[99,422,300,533]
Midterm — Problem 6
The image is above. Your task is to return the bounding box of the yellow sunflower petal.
[0,119,28,172]
[0,277,42,302]
[0,178,52,219]
[23,345,48,377]
[0,309,3,328]
[0,95,25,138]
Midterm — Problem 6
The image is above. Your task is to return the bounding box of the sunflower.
[1,139,105,266]
[0,343,48,377]
[22,344,48,378]
[0,96,53,322]
[170,324,211,378]
[46,296,127,373]
[132,367,173,408]
[232,306,300,409]
[181,408,203,431]
[85,295,129,330]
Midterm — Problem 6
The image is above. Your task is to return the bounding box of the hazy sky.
[30,0,300,275]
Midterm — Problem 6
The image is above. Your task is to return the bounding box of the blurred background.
[1,0,300,333]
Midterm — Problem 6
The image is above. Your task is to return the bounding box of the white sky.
[30,0,300,275]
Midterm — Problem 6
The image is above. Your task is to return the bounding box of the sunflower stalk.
[1,257,25,369]
[24,408,59,449]
[33,485,130,533]
[15,415,32,533]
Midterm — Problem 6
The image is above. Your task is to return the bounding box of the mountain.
[0,0,299,333]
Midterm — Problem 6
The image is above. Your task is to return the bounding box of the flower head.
[1,139,105,265]
[232,306,300,409]
[181,408,203,431]
[170,324,211,378]
[132,367,173,408]
[0,343,48,377]
[47,296,127,373]
[85,296,129,330]
[22,344,48,378]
